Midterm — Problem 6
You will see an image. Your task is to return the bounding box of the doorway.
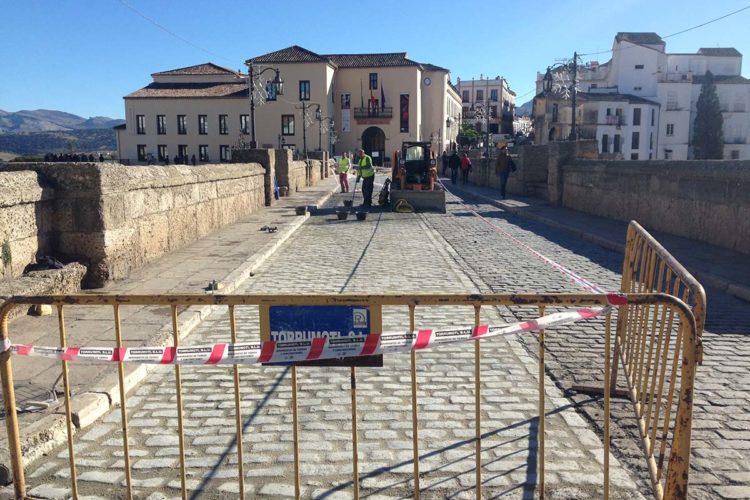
[361,126,386,166]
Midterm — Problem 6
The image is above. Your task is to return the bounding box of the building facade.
[117,46,462,166]
[456,76,516,137]
[532,32,750,160]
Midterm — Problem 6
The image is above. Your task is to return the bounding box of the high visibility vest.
[338,157,350,173]
[358,155,375,178]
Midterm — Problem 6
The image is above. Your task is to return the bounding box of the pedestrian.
[448,150,460,185]
[356,148,375,207]
[460,153,472,184]
[494,146,515,199]
[441,150,448,176]
[337,152,351,193]
[191,154,196,166]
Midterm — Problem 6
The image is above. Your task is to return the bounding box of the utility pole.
[570,51,578,141]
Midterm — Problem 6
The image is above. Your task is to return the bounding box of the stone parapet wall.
[0,162,266,286]
[562,160,750,254]
[0,170,56,279]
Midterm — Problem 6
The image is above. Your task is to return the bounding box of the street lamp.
[296,101,321,156]
[244,62,284,148]
[544,52,580,141]
[314,105,335,153]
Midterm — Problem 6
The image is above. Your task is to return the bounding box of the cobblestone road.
[23,175,744,498]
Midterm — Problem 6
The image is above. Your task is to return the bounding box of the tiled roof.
[325,53,420,68]
[698,48,742,57]
[615,32,664,45]
[152,63,241,77]
[113,123,126,130]
[692,74,750,85]
[246,45,328,65]
[421,62,449,73]
[125,82,248,99]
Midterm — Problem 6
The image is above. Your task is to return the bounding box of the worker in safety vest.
[337,152,351,193]
[356,148,375,207]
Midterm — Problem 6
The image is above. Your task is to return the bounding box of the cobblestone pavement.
[427,186,750,500]
[22,176,643,498]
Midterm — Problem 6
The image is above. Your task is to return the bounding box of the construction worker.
[356,148,375,207]
[337,152,351,193]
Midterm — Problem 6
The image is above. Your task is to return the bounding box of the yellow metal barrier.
[610,222,705,499]
[0,293,697,499]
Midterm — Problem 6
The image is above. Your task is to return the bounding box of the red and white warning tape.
[3,295,625,366]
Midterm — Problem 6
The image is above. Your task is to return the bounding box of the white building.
[456,76,516,136]
[116,46,462,166]
[533,32,750,160]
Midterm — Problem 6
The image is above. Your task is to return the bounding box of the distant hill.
[0,109,123,156]
[516,99,533,117]
[0,109,124,133]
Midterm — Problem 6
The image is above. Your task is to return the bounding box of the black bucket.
[343,200,354,208]
[336,210,349,220]
[355,211,367,221]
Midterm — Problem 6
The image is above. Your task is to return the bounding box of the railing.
[0,291,697,499]
[353,107,393,119]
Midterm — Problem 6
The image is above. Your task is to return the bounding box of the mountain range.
[0,109,124,157]
[0,109,124,133]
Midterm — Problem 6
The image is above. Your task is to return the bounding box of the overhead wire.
[578,4,750,57]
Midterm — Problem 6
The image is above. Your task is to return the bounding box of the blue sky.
[2,0,749,119]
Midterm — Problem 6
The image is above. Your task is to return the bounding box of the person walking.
[494,145,514,199]
[441,150,449,176]
[460,153,472,184]
[356,148,375,207]
[448,150,460,185]
[337,152,351,193]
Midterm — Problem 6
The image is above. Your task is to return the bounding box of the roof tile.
[125,82,248,99]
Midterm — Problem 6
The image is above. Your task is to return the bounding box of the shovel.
[344,177,359,207]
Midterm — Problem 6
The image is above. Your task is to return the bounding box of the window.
[490,89,498,101]
[282,115,295,135]
[664,149,673,159]
[198,115,208,135]
[633,86,642,91]
[649,132,653,149]
[137,144,147,161]
[666,123,674,136]
[199,145,209,162]
[177,115,187,135]
[463,106,469,115]
[369,73,378,90]
[606,108,612,116]
[614,134,621,153]
[733,100,746,112]
[490,105,497,118]
[178,145,188,161]
[633,108,641,126]
[601,134,609,153]
[219,114,228,135]
[666,92,678,110]
[462,90,469,102]
[476,90,484,102]
[299,80,310,101]
[220,145,231,162]
[731,150,740,160]
[240,114,249,134]
[157,145,167,162]
[651,109,655,126]
[631,132,640,150]
[635,64,644,69]
[157,115,166,135]
[136,115,146,134]
[631,153,639,160]
[552,103,559,123]
[590,84,598,90]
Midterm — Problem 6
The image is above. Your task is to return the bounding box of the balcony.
[658,72,692,83]
[726,137,747,145]
[605,116,627,126]
[353,107,393,119]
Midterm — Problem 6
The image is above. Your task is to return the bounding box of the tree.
[457,124,481,148]
[692,70,724,159]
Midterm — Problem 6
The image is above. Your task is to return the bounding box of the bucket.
[343,199,353,208]
[295,206,307,216]
[355,211,367,221]
[336,210,349,220]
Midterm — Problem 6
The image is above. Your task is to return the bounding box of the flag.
[369,86,376,110]
[381,85,385,111]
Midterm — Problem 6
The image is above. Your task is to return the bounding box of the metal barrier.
[611,222,706,499]
[0,293,697,499]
